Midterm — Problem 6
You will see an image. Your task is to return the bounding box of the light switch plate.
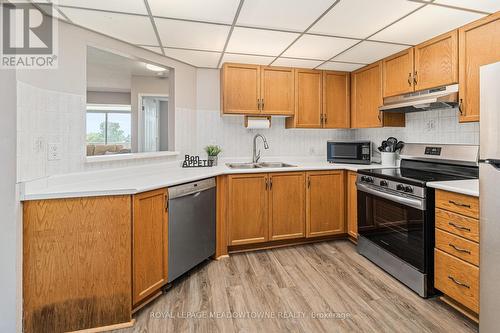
[47,143,62,161]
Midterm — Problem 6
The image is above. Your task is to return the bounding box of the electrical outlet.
[426,120,435,131]
[33,136,44,153]
[47,143,62,161]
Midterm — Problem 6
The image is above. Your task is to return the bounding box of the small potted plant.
[205,145,222,166]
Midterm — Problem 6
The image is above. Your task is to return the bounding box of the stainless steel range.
[356,143,479,298]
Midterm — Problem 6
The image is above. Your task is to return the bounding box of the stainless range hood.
[379,84,459,113]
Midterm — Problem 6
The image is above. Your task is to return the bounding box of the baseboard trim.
[439,295,479,323]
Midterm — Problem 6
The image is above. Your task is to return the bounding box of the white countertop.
[20,159,393,201]
[427,179,479,197]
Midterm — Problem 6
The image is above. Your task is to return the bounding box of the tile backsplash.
[17,80,479,183]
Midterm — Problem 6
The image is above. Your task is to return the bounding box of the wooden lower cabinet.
[132,188,168,307]
[306,171,346,237]
[434,189,480,319]
[269,172,306,240]
[346,171,358,240]
[23,196,132,333]
[228,173,269,245]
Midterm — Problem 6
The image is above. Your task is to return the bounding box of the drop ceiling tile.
[283,35,358,61]
[435,0,500,13]
[221,53,274,66]
[333,41,408,64]
[155,18,230,52]
[272,58,323,69]
[237,0,334,31]
[310,0,421,39]
[370,5,485,45]
[140,46,163,55]
[57,0,147,15]
[148,0,239,24]
[63,8,158,45]
[317,62,365,72]
[226,27,299,56]
[163,48,221,67]
[37,3,70,21]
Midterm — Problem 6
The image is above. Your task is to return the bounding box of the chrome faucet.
[252,133,269,163]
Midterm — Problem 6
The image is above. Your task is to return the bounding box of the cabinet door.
[292,68,322,128]
[132,188,168,306]
[323,71,350,128]
[346,171,358,239]
[221,63,260,114]
[261,66,294,115]
[382,48,414,97]
[459,13,500,122]
[351,62,383,128]
[306,171,345,237]
[228,174,269,245]
[269,172,305,241]
[414,30,458,91]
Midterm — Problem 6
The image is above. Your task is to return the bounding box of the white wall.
[0,69,20,332]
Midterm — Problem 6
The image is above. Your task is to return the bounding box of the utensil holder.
[381,152,397,166]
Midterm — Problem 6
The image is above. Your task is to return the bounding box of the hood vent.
[379,84,459,113]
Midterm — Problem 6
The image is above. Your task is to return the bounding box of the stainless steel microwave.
[327,141,371,164]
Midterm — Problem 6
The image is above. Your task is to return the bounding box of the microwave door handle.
[357,183,425,210]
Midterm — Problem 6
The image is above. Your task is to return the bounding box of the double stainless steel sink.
[226,162,297,169]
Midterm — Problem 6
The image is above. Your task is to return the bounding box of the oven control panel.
[424,146,442,156]
[356,174,425,198]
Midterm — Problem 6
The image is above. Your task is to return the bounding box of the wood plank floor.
[113,240,478,333]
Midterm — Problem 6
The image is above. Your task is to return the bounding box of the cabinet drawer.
[436,190,479,219]
[435,208,479,242]
[435,249,479,313]
[435,229,479,266]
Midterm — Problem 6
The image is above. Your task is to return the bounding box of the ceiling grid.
[49,0,493,70]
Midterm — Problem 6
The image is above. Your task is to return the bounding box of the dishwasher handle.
[168,178,216,199]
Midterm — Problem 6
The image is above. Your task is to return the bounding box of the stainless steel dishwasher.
[167,177,216,282]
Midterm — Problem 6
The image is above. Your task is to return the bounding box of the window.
[86,104,131,148]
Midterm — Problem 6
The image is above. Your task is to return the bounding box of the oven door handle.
[357,183,425,210]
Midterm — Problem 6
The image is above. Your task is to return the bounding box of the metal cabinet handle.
[448,276,470,289]
[269,178,273,190]
[320,113,324,125]
[261,99,264,110]
[458,98,463,115]
[449,200,471,208]
[324,114,328,124]
[448,243,471,254]
[307,178,311,188]
[408,73,412,86]
[165,195,169,211]
[265,178,268,190]
[413,71,418,85]
[448,222,471,232]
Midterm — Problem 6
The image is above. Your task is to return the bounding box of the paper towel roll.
[245,117,271,129]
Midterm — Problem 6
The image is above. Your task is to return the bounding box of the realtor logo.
[1,1,58,68]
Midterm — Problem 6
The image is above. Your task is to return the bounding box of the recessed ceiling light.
[146,63,167,72]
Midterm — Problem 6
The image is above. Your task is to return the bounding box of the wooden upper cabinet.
[286,68,322,128]
[414,30,458,91]
[347,171,358,240]
[269,172,305,241]
[352,62,405,128]
[306,171,346,238]
[351,62,383,128]
[383,48,414,98]
[323,71,350,128]
[228,174,269,245]
[132,188,168,307]
[261,66,294,115]
[221,63,260,114]
[459,12,500,122]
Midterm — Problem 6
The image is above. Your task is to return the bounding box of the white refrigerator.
[480,61,500,332]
